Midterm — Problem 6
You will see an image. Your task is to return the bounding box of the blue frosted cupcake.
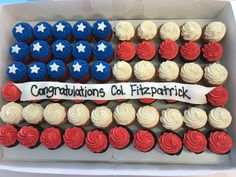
[28,62,48,81]
[92,19,112,41]
[72,20,92,41]
[12,22,34,44]
[93,40,114,62]
[47,59,68,81]
[33,22,53,43]
[52,20,73,42]
[72,41,92,62]
[6,62,28,82]
[9,42,31,64]
[30,40,52,63]
[91,61,112,83]
[52,39,72,63]
[69,60,91,83]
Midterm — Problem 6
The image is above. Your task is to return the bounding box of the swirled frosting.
[109,126,131,149]
[47,59,67,80]
[202,42,223,62]
[0,125,18,147]
[67,104,90,126]
[204,63,228,85]
[114,103,136,125]
[23,103,44,124]
[52,39,72,60]
[183,107,207,129]
[158,40,178,60]
[159,22,180,41]
[30,40,50,60]
[0,102,23,124]
[112,61,132,81]
[134,61,155,81]
[209,107,232,129]
[158,61,179,81]
[181,21,202,41]
[114,21,134,41]
[1,82,21,102]
[63,127,85,149]
[180,42,200,61]
[17,126,40,148]
[137,21,157,40]
[207,87,228,107]
[133,129,155,152]
[116,42,136,61]
[136,41,156,60]
[43,103,66,125]
[137,106,159,128]
[40,127,62,149]
[91,106,113,128]
[160,108,183,131]
[204,22,226,42]
[180,63,203,83]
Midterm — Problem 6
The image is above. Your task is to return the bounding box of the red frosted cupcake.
[85,129,109,153]
[0,125,18,147]
[158,132,183,155]
[166,100,177,104]
[207,86,228,107]
[133,129,156,152]
[183,130,207,154]
[92,100,109,105]
[1,82,21,102]
[180,41,200,61]
[109,125,132,150]
[202,42,223,62]
[72,100,85,103]
[158,40,178,60]
[63,127,86,149]
[116,42,136,62]
[136,41,156,61]
[208,131,232,155]
[138,98,156,104]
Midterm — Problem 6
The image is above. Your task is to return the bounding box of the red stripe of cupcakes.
[0,125,18,147]
[180,41,200,61]
[63,127,86,149]
[136,41,156,61]
[202,42,223,62]
[116,42,136,62]
[207,86,228,107]
[158,40,178,60]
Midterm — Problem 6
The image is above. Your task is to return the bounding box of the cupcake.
[33,22,53,43]
[183,107,207,129]
[138,98,156,105]
[69,60,91,83]
[160,108,183,131]
[208,107,232,129]
[92,19,112,41]
[93,40,114,62]
[133,129,156,152]
[40,127,63,150]
[91,106,113,128]
[22,103,44,124]
[0,125,18,148]
[63,127,86,149]
[86,129,109,153]
[109,125,132,150]
[204,63,228,86]
[208,130,232,154]
[43,103,67,126]
[114,103,136,126]
[12,22,34,44]
[67,104,90,126]
[112,61,132,82]
[52,20,73,42]
[180,42,201,61]
[116,42,136,62]
[158,61,179,81]
[0,102,23,125]
[136,41,156,61]
[158,132,183,155]
[137,21,157,41]
[30,40,52,63]
[159,22,180,41]
[47,59,68,81]
[52,39,72,63]
[9,42,31,63]
[1,82,21,102]
[28,62,48,81]
[202,42,223,62]
[207,86,228,107]
[114,21,135,41]
[181,21,202,41]
[72,41,92,62]
[158,40,178,60]
[6,62,28,82]
[91,100,109,106]
[183,130,207,154]
[91,61,112,83]
[137,105,159,129]
[203,21,226,42]
[134,61,155,81]
[72,20,92,41]
[180,63,203,83]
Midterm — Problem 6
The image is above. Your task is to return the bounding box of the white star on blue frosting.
[11,45,21,54]
[56,42,65,51]
[97,43,107,52]
[15,25,24,33]
[96,63,105,72]
[97,22,106,31]
[8,64,18,74]
[33,42,42,52]
[30,64,40,74]
[37,24,46,32]
[56,23,65,32]
[77,23,86,32]
[76,44,86,53]
[73,62,82,72]
[49,62,60,72]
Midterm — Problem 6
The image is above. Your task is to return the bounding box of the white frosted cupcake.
[43,103,67,125]
[91,106,113,128]
[183,107,207,129]
[134,61,156,81]
[137,105,159,129]
[204,63,228,86]
[158,61,179,81]
[208,107,232,129]
[181,21,202,41]
[114,103,136,126]
[112,61,132,82]
[23,103,44,124]
[137,20,157,40]
[67,104,90,126]
[0,102,23,124]
[180,63,203,83]
[114,21,135,41]
[159,22,180,41]
[203,21,226,42]
[160,108,183,131]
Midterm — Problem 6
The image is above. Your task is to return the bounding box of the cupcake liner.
[94,31,113,42]
[24,36,35,44]
[72,70,91,83]
[45,35,54,44]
